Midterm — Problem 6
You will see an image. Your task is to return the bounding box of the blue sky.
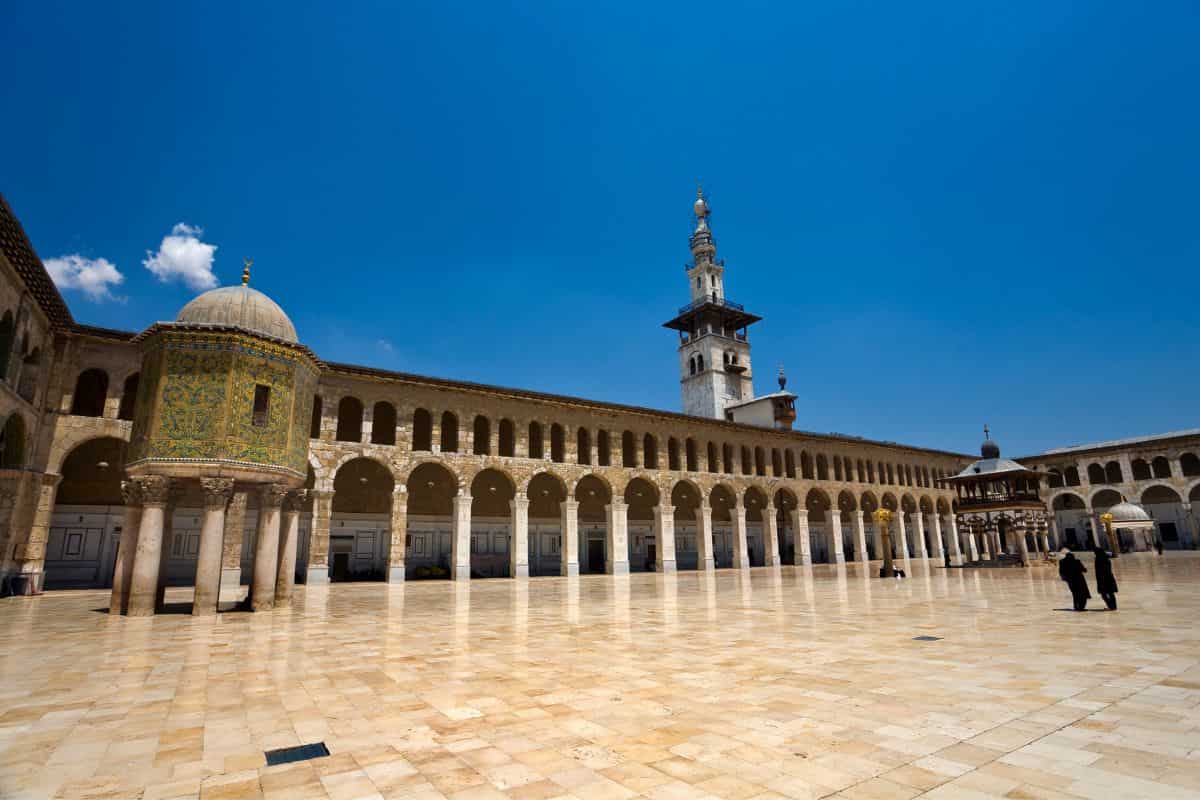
[3,2,1197,456]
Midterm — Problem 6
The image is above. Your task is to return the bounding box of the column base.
[387,565,405,583]
[451,565,471,581]
[656,560,677,574]
[949,555,964,567]
[734,557,750,569]
[1,568,44,596]
[305,566,330,585]
[833,553,846,564]
[512,564,529,579]
[765,556,781,567]
[560,562,579,577]
[699,558,715,571]
[606,560,629,575]
[798,555,812,566]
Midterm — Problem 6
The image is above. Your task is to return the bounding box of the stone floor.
[3,553,1200,800]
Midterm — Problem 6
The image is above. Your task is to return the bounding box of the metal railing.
[677,294,745,315]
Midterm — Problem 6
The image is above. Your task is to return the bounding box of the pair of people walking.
[1058,547,1118,611]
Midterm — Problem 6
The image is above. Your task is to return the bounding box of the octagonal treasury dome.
[1107,499,1153,527]
[175,285,298,343]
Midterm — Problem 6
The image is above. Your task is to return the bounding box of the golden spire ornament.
[242,257,252,286]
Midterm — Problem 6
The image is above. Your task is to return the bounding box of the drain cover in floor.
[265,742,330,766]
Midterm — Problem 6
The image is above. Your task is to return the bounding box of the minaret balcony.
[677,295,744,315]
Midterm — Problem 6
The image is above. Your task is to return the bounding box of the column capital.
[393,485,407,495]
[133,475,172,507]
[284,489,309,512]
[607,497,626,508]
[41,472,63,488]
[792,508,809,521]
[259,483,289,509]
[200,478,235,509]
[559,498,579,511]
[121,479,141,506]
[311,489,334,502]
[510,496,530,511]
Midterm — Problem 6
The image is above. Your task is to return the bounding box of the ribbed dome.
[176,285,298,343]
[1107,500,1152,525]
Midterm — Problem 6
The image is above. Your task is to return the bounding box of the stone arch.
[371,401,396,445]
[668,437,680,471]
[800,450,813,479]
[0,413,27,468]
[406,461,459,512]
[1086,463,1106,484]
[526,469,569,502]
[473,415,490,456]
[900,493,917,513]
[740,446,752,476]
[440,411,459,452]
[1151,456,1171,478]
[1141,484,1181,505]
[743,485,769,519]
[572,472,614,501]
[1046,467,1064,488]
[330,450,394,482]
[804,487,831,522]
[709,483,738,522]
[412,408,433,450]
[1063,466,1081,486]
[1104,460,1123,484]
[1051,491,1087,511]
[643,433,658,470]
[622,430,637,468]
[117,372,140,421]
[624,476,660,524]
[880,492,898,511]
[754,447,766,477]
[596,429,611,466]
[685,438,698,472]
[335,396,363,442]
[498,418,515,457]
[722,443,735,474]
[1188,480,1200,502]
[310,395,323,439]
[816,454,829,481]
[860,491,879,513]
[1131,458,1152,481]
[771,448,783,477]
[785,449,796,478]
[576,427,591,465]
[1089,488,1122,509]
[936,496,950,515]
[333,456,396,514]
[71,368,108,417]
[0,310,13,382]
[54,436,127,505]
[918,495,934,513]
[550,423,565,463]
[836,489,857,520]
[1181,452,1200,477]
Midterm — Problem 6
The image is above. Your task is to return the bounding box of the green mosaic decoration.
[128,329,318,475]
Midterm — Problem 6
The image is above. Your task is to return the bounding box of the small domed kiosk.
[1100,498,1155,556]
[113,262,320,616]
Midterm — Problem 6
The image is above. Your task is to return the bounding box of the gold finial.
[242,257,252,286]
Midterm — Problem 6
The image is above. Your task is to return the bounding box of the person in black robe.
[1058,550,1090,611]
[1092,547,1118,610]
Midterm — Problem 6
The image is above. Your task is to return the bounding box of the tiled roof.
[0,194,73,327]
[1026,429,1200,459]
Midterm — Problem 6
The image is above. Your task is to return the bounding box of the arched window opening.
[1086,463,1105,484]
[528,421,544,459]
[440,411,458,452]
[833,457,843,481]
[644,433,659,469]
[473,415,490,455]
[1151,456,1171,478]
[1064,466,1081,486]
[697,354,704,371]
[310,396,323,438]
[816,454,828,481]
[685,438,698,472]
[0,414,25,468]
[741,446,752,476]
[771,448,783,477]
[1181,453,1200,477]
[707,441,718,473]
[754,447,766,476]
[412,408,433,451]
[117,372,140,421]
[1104,461,1122,483]
[597,429,611,466]
[667,437,680,471]
[800,451,813,479]
[577,427,591,465]
[1131,459,1151,481]
[550,423,565,463]
[622,431,637,468]
[18,346,40,402]
[336,396,364,442]
[498,418,514,456]
[371,401,396,445]
[71,368,108,417]
[1047,469,1064,488]
[885,464,894,484]
[0,311,13,382]
[785,450,796,478]
[689,357,696,376]
[722,443,734,474]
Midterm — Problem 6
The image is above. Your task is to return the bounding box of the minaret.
[662,186,762,419]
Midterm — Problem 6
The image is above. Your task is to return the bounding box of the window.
[252,385,271,427]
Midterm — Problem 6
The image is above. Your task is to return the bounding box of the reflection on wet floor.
[2,553,1200,799]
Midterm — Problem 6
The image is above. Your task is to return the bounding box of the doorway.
[586,539,605,573]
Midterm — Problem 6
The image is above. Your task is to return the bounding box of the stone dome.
[1107,500,1152,525]
[175,285,298,344]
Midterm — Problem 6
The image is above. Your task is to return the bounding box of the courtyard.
[2,554,1200,800]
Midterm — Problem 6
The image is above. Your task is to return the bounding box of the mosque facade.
[0,192,1196,612]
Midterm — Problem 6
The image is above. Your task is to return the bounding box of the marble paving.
[3,553,1200,800]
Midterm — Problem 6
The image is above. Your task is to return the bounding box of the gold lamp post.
[1100,512,1119,558]
[873,508,894,577]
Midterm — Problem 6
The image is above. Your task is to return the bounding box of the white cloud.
[143,222,218,290]
[45,254,125,302]
[376,339,395,353]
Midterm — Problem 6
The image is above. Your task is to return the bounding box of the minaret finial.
[242,257,252,286]
[983,423,990,440]
[778,364,787,391]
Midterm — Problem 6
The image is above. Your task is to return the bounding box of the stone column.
[872,516,883,559]
[853,511,869,563]
[154,484,182,611]
[654,504,676,573]
[979,525,991,558]
[250,483,286,611]
[966,523,980,561]
[912,513,928,559]
[697,502,715,571]
[15,473,63,593]
[896,512,910,558]
[944,514,963,566]
[929,513,944,560]
[560,499,579,576]
[306,490,333,585]
[510,494,530,578]
[275,490,305,608]
[1182,503,1196,549]
[451,492,472,581]
[220,491,248,596]
[605,498,629,574]
[792,509,812,566]
[109,480,143,615]
[1048,516,1060,550]
[388,487,407,583]
[763,504,781,566]
[731,503,750,569]
[193,478,233,616]
[1013,524,1030,566]
[126,476,170,617]
[828,511,845,564]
